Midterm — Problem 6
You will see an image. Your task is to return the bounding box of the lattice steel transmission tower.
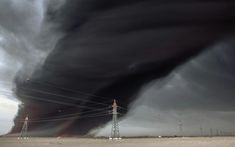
[18,115,29,139]
[110,99,120,139]
[178,120,183,137]
[210,128,213,137]
[200,125,203,136]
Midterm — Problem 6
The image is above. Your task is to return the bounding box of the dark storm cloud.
[0,0,63,79]
[10,0,235,136]
[109,46,235,136]
[133,45,235,111]
[0,0,64,135]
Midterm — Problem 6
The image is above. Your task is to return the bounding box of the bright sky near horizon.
[0,96,19,135]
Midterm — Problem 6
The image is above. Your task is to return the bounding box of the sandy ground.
[1,137,235,147]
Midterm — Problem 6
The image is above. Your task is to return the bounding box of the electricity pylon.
[216,129,219,136]
[110,99,120,139]
[200,126,203,136]
[18,115,29,139]
[178,120,183,137]
[210,128,213,137]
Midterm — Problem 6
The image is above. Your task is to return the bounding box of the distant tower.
[210,128,213,137]
[19,115,29,139]
[216,129,219,136]
[110,99,120,139]
[178,120,183,137]
[200,126,203,136]
[220,130,223,136]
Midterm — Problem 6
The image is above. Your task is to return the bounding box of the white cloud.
[0,95,19,135]
[0,0,63,135]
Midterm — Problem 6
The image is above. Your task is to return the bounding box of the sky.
[96,46,235,137]
[0,47,20,135]
[0,0,63,135]
[0,96,19,135]
[0,0,235,136]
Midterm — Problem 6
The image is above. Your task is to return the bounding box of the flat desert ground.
[1,137,235,147]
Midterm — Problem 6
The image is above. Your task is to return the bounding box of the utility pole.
[220,130,223,136]
[200,126,203,137]
[210,128,213,137]
[216,129,219,136]
[178,120,183,137]
[18,115,29,139]
[110,99,120,140]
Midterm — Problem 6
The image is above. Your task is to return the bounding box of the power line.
[19,87,111,107]
[21,80,128,111]
[0,78,128,111]
[28,80,114,102]
[16,93,125,124]
[17,112,111,123]
[24,107,111,121]
[13,99,125,137]
[18,93,109,111]
[17,92,115,118]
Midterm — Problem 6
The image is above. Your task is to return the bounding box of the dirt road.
[1,137,235,147]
